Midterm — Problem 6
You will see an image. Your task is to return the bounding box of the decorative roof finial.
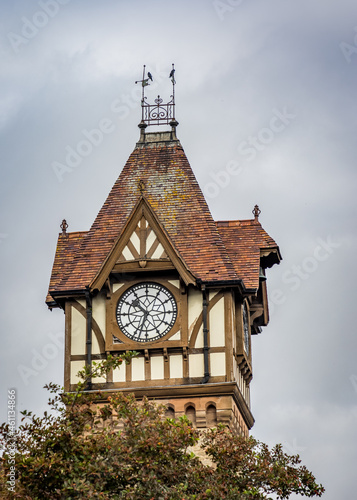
[252,205,261,222]
[60,219,68,234]
[138,179,145,193]
[135,64,176,127]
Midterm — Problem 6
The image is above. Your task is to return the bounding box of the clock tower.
[46,67,281,436]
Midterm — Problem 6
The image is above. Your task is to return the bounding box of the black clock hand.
[136,311,149,339]
[131,298,148,314]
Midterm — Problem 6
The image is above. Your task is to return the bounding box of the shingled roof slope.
[50,133,238,294]
[46,231,87,303]
[216,219,281,290]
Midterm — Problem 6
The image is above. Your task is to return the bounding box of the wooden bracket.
[235,353,252,383]
[144,349,150,364]
[105,278,112,299]
[250,307,264,323]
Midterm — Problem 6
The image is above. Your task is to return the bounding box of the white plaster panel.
[209,290,218,301]
[113,363,126,382]
[113,283,124,293]
[92,372,106,383]
[169,330,181,341]
[131,357,145,381]
[189,353,204,378]
[210,352,226,377]
[195,325,204,348]
[151,356,164,380]
[146,228,156,249]
[170,355,183,378]
[71,359,106,384]
[70,361,85,384]
[71,307,86,355]
[168,280,180,289]
[209,297,225,347]
[92,330,100,355]
[77,299,86,309]
[122,245,133,260]
[129,231,140,253]
[152,242,164,259]
[188,289,202,341]
[92,295,106,353]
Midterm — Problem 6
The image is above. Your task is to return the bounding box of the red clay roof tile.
[46,231,87,303]
[216,220,281,289]
[48,134,237,298]
[47,132,281,302]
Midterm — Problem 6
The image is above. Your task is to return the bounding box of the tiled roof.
[47,132,281,303]
[48,132,239,299]
[216,220,281,290]
[46,231,87,303]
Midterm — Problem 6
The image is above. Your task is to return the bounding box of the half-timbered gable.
[47,76,281,436]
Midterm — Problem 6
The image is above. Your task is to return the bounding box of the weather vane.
[135,64,177,127]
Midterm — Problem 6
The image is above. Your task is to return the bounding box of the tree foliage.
[0,356,324,499]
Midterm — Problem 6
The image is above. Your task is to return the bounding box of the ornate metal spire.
[135,64,177,127]
[252,205,261,222]
[60,219,68,234]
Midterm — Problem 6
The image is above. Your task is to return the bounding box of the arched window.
[185,405,196,426]
[165,406,175,419]
[206,404,217,427]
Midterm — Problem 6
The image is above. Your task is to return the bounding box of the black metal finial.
[252,205,261,221]
[60,219,68,234]
[135,64,176,127]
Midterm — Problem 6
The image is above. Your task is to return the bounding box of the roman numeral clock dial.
[116,282,177,343]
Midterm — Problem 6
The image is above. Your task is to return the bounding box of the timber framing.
[91,197,196,292]
[47,125,281,436]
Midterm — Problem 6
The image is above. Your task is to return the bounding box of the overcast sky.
[1,1,357,497]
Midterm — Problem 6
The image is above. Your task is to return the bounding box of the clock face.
[116,282,177,343]
[243,304,249,356]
